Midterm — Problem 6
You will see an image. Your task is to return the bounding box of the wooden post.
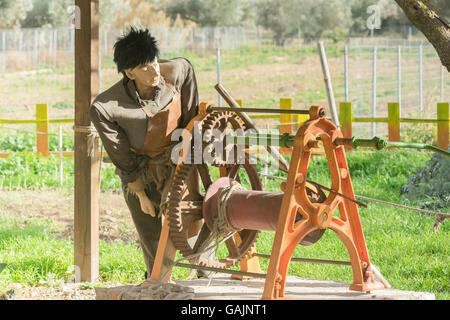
[388,102,400,142]
[437,102,449,150]
[339,102,352,150]
[36,104,49,157]
[280,98,292,154]
[74,0,100,283]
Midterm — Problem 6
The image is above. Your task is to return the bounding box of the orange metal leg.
[262,106,385,300]
[151,217,177,282]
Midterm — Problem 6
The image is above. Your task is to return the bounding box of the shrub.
[402,152,450,210]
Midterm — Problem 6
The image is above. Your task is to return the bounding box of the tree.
[165,0,246,27]
[255,0,352,45]
[111,0,174,29]
[0,0,33,28]
[349,0,404,36]
[395,0,450,72]
[20,0,52,28]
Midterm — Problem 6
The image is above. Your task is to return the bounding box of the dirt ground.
[0,188,139,300]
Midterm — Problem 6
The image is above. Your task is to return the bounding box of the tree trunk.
[395,0,450,72]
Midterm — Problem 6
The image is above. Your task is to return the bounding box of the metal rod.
[247,154,368,208]
[175,254,352,279]
[317,41,340,129]
[207,106,309,115]
[227,134,294,148]
[214,83,290,172]
[174,262,267,279]
[254,253,351,266]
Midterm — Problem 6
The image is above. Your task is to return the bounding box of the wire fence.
[0,26,448,140]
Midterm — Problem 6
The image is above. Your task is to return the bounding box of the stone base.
[95,279,195,300]
[95,276,435,300]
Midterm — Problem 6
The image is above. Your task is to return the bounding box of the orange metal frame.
[151,104,385,300]
[262,106,385,299]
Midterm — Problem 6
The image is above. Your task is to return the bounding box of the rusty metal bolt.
[307,139,319,149]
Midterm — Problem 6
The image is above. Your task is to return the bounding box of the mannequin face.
[125,58,160,89]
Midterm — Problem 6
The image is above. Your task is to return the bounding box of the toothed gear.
[166,111,261,269]
[165,111,327,269]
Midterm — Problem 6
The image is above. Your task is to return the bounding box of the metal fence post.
[419,43,423,115]
[344,45,349,102]
[70,28,75,54]
[53,29,58,66]
[59,126,63,186]
[441,65,444,102]
[397,46,401,115]
[99,44,102,93]
[216,46,222,107]
[48,29,53,66]
[104,29,108,56]
[298,27,302,50]
[372,45,377,137]
[34,29,39,65]
[1,31,5,71]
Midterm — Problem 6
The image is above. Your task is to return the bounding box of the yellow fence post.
[296,112,309,130]
[388,102,400,142]
[437,102,449,150]
[339,102,353,150]
[36,103,49,157]
[280,98,292,154]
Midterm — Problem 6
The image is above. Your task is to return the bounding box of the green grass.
[0,43,448,298]
[1,149,448,299]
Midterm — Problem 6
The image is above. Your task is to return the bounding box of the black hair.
[113,26,160,75]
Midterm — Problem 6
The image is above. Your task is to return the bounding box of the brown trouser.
[122,175,213,279]
[122,180,162,276]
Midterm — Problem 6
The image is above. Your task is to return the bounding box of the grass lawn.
[0,149,448,299]
[0,44,447,299]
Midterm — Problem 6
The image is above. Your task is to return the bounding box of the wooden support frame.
[74,0,100,282]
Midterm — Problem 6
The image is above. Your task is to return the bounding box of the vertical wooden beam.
[388,102,400,142]
[437,102,449,150]
[36,104,49,157]
[74,0,100,283]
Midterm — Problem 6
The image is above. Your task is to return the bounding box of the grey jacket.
[89,57,199,184]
